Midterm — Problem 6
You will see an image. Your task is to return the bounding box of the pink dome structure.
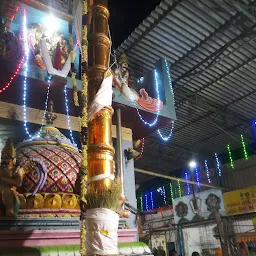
[16,126,81,196]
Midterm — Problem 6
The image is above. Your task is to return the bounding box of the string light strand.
[150,191,154,209]
[135,138,145,160]
[227,144,235,169]
[215,153,222,177]
[22,9,32,137]
[169,182,174,204]
[64,85,77,147]
[157,59,175,141]
[0,57,24,93]
[204,160,211,183]
[241,134,249,160]
[157,121,174,141]
[145,194,149,211]
[195,166,200,188]
[177,179,182,197]
[184,172,191,194]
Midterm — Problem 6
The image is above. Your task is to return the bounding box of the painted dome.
[16,126,81,195]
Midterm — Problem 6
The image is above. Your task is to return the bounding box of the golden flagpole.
[80,0,119,255]
[86,0,114,194]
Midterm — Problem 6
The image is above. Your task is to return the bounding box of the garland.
[80,0,88,255]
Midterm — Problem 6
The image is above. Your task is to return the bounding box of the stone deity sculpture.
[0,138,23,217]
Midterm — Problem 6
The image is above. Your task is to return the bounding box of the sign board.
[173,189,225,224]
[223,186,256,216]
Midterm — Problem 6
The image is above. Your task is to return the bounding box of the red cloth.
[53,42,62,70]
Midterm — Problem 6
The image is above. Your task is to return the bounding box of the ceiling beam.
[135,168,229,191]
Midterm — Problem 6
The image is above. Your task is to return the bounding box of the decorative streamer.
[227,144,235,169]
[184,172,191,194]
[177,180,182,197]
[145,194,149,211]
[241,134,249,160]
[64,85,77,146]
[150,191,154,209]
[215,153,222,177]
[169,182,174,204]
[204,160,211,183]
[195,166,200,189]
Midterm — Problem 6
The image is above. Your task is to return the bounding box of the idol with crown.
[0,139,23,217]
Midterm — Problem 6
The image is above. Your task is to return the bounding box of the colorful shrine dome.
[15,102,81,217]
[16,125,81,195]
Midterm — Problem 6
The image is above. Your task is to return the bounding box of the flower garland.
[80,1,89,255]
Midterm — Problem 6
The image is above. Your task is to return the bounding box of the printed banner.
[173,189,225,224]
[223,186,256,216]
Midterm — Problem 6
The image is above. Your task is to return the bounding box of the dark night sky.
[108,0,162,49]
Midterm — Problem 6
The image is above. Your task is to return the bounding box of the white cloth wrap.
[86,208,119,255]
[88,75,113,121]
[86,173,115,186]
[73,0,82,52]
[40,39,71,78]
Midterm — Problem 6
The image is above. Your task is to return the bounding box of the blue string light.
[184,172,191,195]
[64,85,77,147]
[204,160,211,183]
[135,69,161,127]
[150,192,154,209]
[145,194,149,211]
[215,153,222,177]
[162,186,167,205]
[157,121,174,141]
[195,166,200,189]
[157,59,175,141]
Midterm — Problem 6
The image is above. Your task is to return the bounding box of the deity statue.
[112,53,164,112]
[0,138,23,217]
[113,53,130,91]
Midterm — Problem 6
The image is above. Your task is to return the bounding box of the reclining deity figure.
[0,138,23,217]
[112,53,163,112]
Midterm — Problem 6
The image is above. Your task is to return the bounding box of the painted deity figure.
[113,53,139,102]
[0,138,23,216]
[112,53,164,112]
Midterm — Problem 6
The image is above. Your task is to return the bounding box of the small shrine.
[16,101,81,218]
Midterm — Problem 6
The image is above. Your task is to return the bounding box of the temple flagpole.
[80,0,121,255]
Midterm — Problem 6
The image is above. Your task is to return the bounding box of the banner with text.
[223,186,256,216]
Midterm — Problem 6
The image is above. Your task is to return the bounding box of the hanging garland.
[80,1,89,255]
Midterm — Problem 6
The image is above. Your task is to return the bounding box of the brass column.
[87,0,114,193]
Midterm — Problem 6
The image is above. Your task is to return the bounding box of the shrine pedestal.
[0,218,152,256]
